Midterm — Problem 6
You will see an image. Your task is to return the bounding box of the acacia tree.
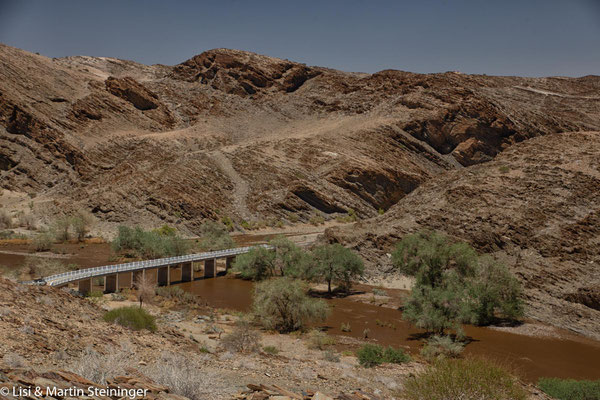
[252,277,329,332]
[312,243,364,294]
[392,231,523,336]
[71,211,95,241]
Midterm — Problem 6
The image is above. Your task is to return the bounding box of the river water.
[177,275,600,383]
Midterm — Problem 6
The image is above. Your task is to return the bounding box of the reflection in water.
[179,276,600,383]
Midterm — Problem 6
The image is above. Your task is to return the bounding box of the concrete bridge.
[28,245,269,295]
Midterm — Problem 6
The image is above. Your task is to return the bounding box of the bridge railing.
[32,244,271,287]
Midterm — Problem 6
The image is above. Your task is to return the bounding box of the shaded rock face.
[1,43,600,231]
[325,132,600,340]
[105,76,160,110]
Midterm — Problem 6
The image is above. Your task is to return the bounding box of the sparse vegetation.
[262,345,279,355]
[53,216,72,241]
[155,286,199,305]
[392,231,523,335]
[1,257,77,280]
[340,322,351,332]
[323,350,340,362]
[103,306,157,332]
[111,225,190,259]
[220,215,234,232]
[312,243,364,293]
[356,344,410,367]
[309,212,325,226]
[252,278,329,333]
[71,210,95,241]
[420,335,464,360]
[306,329,336,350]
[0,210,13,229]
[144,352,214,399]
[70,345,132,384]
[197,221,235,251]
[32,230,54,251]
[221,320,260,353]
[134,273,155,308]
[402,357,526,400]
[538,377,600,400]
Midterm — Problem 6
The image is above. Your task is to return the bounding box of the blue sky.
[0,0,598,76]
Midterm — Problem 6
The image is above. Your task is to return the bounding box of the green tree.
[252,277,329,333]
[269,236,315,279]
[312,243,364,293]
[234,246,276,280]
[392,231,524,335]
[197,221,234,251]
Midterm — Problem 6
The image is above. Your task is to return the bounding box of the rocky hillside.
[325,132,600,340]
[1,44,600,232]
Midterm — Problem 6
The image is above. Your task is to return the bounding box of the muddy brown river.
[2,239,600,382]
[177,276,600,383]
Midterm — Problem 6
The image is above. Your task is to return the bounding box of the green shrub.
[54,216,72,241]
[155,286,198,305]
[356,344,410,367]
[306,329,336,350]
[420,335,464,360]
[378,208,385,215]
[111,226,190,259]
[71,210,95,241]
[153,224,177,236]
[538,377,600,400]
[220,216,234,232]
[403,358,526,400]
[262,345,279,355]
[309,213,325,226]
[103,306,157,332]
[392,231,523,335]
[252,278,329,333]
[234,246,276,280]
[32,231,54,252]
[197,221,234,251]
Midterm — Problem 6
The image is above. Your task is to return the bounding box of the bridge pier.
[158,266,170,286]
[181,262,193,282]
[226,256,235,271]
[204,258,216,278]
[78,278,92,295]
[104,274,118,293]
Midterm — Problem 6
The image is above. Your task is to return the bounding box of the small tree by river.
[392,231,523,336]
[252,277,329,333]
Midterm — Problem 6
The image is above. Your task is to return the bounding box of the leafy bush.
[71,210,95,241]
[312,243,364,293]
[403,357,526,400]
[262,345,279,355]
[221,320,260,353]
[197,221,234,251]
[53,216,72,241]
[252,278,329,333]
[32,231,54,252]
[103,306,157,332]
[356,344,410,367]
[234,246,276,280]
[420,335,464,360]
[111,226,190,259]
[234,237,315,281]
[306,329,336,350]
[155,286,198,305]
[538,377,600,400]
[392,231,523,335]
